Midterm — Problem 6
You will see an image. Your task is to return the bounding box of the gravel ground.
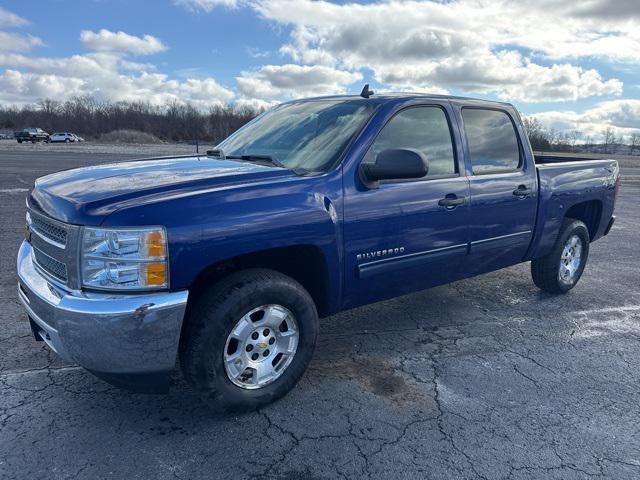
[1,149,639,479]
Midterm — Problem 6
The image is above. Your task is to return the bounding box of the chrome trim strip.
[358,243,467,279]
[30,225,66,249]
[470,230,532,246]
[27,208,69,248]
[31,258,70,292]
[31,246,68,283]
[82,254,167,263]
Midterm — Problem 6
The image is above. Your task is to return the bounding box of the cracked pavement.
[1,148,639,479]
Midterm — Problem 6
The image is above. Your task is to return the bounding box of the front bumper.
[16,241,188,389]
[604,215,616,236]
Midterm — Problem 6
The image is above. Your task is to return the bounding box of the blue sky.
[1,0,639,139]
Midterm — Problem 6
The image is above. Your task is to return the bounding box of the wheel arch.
[186,244,333,319]
[564,199,602,240]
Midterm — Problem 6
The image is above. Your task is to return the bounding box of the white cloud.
[0,0,637,137]
[255,0,627,102]
[0,52,234,108]
[173,0,241,12]
[234,97,278,111]
[119,59,157,72]
[529,100,640,139]
[0,70,84,104]
[80,29,167,55]
[237,64,362,99]
[0,7,28,27]
[246,47,270,59]
[0,32,43,52]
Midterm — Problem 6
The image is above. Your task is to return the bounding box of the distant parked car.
[15,128,50,143]
[49,132,78,143]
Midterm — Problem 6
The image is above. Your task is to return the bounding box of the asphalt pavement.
[1,148,639,479]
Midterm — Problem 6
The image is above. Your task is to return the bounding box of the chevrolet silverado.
[17,91,619,410]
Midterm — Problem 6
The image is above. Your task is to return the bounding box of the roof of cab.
[281,92,514,108]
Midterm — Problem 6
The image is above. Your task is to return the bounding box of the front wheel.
[531,218,590,294]
[180,269,319,411]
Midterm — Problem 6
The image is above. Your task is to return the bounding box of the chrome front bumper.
[16,241,189,378]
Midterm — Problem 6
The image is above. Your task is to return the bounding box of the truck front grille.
[33,247,68,283]
[31,215,67,246]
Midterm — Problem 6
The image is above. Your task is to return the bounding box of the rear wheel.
[180,269,319,411]
[531,218,590,293]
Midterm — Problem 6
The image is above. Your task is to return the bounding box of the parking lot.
[1,146,640,479]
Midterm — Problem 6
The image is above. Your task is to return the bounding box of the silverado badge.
[356,247,405,262]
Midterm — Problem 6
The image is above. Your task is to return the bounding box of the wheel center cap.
[257,342,268,349]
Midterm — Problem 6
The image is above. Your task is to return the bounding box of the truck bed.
[526,157,619,261]
[534,153,614,164]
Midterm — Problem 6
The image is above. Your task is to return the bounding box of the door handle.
[438,194,465,208]
[513,185,532,197]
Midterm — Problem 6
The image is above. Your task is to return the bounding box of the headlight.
[81,227,168,290]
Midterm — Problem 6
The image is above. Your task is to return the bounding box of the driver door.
[342,104,470,309]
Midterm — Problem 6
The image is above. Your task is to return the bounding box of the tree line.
[1,97,638,155]
[523,117,640,155]
[0,96,261,144]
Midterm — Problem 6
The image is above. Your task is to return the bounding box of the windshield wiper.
[206,148,289,170]
[225,154,287,169]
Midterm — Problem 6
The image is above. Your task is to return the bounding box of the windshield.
[216,100,376,173]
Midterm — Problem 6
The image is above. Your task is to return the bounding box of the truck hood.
[29,156,294,225]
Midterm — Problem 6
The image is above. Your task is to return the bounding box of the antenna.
[360,84,374,98]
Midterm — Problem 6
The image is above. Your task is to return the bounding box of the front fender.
[103,171,344,312]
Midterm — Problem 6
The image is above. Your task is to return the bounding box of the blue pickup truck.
[17,91,619,410]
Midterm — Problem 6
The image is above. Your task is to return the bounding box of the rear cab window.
[462,108,521,174]
[367,106,457,180]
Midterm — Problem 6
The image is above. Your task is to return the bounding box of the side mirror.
[361,148,428,184]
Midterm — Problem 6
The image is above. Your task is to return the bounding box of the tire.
[17,139,22,144]
[31,138,36,144]
[531,218,590,294]
[180,268,319,411]
[65,138,70,143]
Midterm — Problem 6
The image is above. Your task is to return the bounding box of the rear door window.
[462,108,520,174]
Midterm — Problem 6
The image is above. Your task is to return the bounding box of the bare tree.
[584,135,594,153]
[522,117,551,151]
[567,130,580,152]
[0,96,262,143]
[630,133,640,156]
[602,127,616,154]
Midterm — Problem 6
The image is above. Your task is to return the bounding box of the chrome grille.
[33,247,68,282]
[30,214,67,246]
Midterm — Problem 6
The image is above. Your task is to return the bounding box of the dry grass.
[99,129,164,144]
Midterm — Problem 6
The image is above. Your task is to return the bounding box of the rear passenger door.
[458,106,537,275]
